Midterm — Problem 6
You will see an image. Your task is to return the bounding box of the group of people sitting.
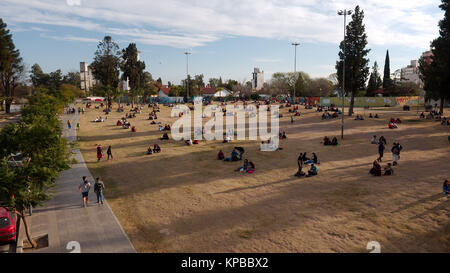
[369,161,394,176]
[323,136,338,146]
[93,116,104,122]
[354,114,365,120]
[219,147,245,162]
[149,112,158,120]
[185,139,200,145]
[117,118,131,129]
[368,113,379,118]
[321,111,339,120]
[147,144,161,154]
[235,159,256,174]
[388,118,402,129]
[158,124,171,131]
[125,112,136,119]
[279,131,287,139]
[295,152,319,177]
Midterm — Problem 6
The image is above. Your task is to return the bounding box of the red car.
[0,207,17,243]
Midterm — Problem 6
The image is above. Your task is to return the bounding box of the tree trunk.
[5,103,11,114]
[440,97,444,115]
[20,211,37,249]
[348,92,355,116]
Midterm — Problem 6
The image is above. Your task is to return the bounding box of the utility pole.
[338,9,352,139]
[292,42,300,105]
[184,51,191,100]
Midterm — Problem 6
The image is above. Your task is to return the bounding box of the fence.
[316,96,423,107]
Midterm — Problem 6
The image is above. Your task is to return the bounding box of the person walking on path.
[94,177,105,205]
[391,142,403,166]
[97,144,103,162]
[107,145,113,160]
[78,176,91,208]
[377,141,385,162]
[67,119,71,129]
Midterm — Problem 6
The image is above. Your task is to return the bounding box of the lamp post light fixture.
[184,51,191,100]
[337,9,352,139]
[292,42,300,105]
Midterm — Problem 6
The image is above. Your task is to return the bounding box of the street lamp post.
[292,42,300,105]
[184,51,191,100]
[337,9,352,139]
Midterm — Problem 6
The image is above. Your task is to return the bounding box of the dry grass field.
[76,101,450,253]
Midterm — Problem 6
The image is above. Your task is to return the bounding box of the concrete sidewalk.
[30,109,136,253]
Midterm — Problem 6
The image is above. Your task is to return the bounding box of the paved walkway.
[30,108,136,253]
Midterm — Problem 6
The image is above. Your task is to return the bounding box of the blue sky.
[0,0,443,85]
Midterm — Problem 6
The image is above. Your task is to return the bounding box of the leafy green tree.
[63,71,81,88]
[383,50,393,92]
[90,36,121,109]
[335,5,370,115]
[419,0,450,114]
[120,43,146,107]
[0,18,25,113]
[169,85,183,97]
[366,61,382,96]
[0,93,70,248]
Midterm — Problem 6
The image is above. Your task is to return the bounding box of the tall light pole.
[292,42,300,105]
[184,51,191,100]
[337,9,352,139]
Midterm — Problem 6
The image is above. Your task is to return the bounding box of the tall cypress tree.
[335,5,370,115]
[383,50,392,91]
[367,61,382,96]
[419,0,450,114]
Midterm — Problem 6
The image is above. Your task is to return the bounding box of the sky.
[0,0,443,85]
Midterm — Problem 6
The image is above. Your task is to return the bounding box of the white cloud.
[0,0,443,49]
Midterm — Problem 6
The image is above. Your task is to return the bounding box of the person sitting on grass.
[306,164,318,177]
[370,160,382,176]
[371,135,378,144]
[384,163,394,176]
[420,112,425,118]
[147,146,153,155]
[331,137,338,146]
[117,120,122,126]
[396,118,402,124]
[193,140,199,144]
[153,144,161,153]
[323,136,332,145]
[301,152,310,163]
[247,161,255,173]
[369,113,373,118]
[236,159,249,172]
[443,180,450,197]
[374,114,379,118]
[234,147,245,160]
[185,139,193,146]
[224,149,240,162]
[388,121,398,129]
[304,152,319,165]
[279,131,287,139]
[131,126,137,132]
[217,150,225,160]
[161,133,169,140]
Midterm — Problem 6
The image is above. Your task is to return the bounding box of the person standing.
[67,119,71,129]
[97,145,103,162]
[391,142,403,166]
[78,176,91,208]
[94,177,105,205]
[107,145,113,160]
[377,141,385,162]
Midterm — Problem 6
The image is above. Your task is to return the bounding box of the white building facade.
[80,62,97,94]
[252,67,264,91]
